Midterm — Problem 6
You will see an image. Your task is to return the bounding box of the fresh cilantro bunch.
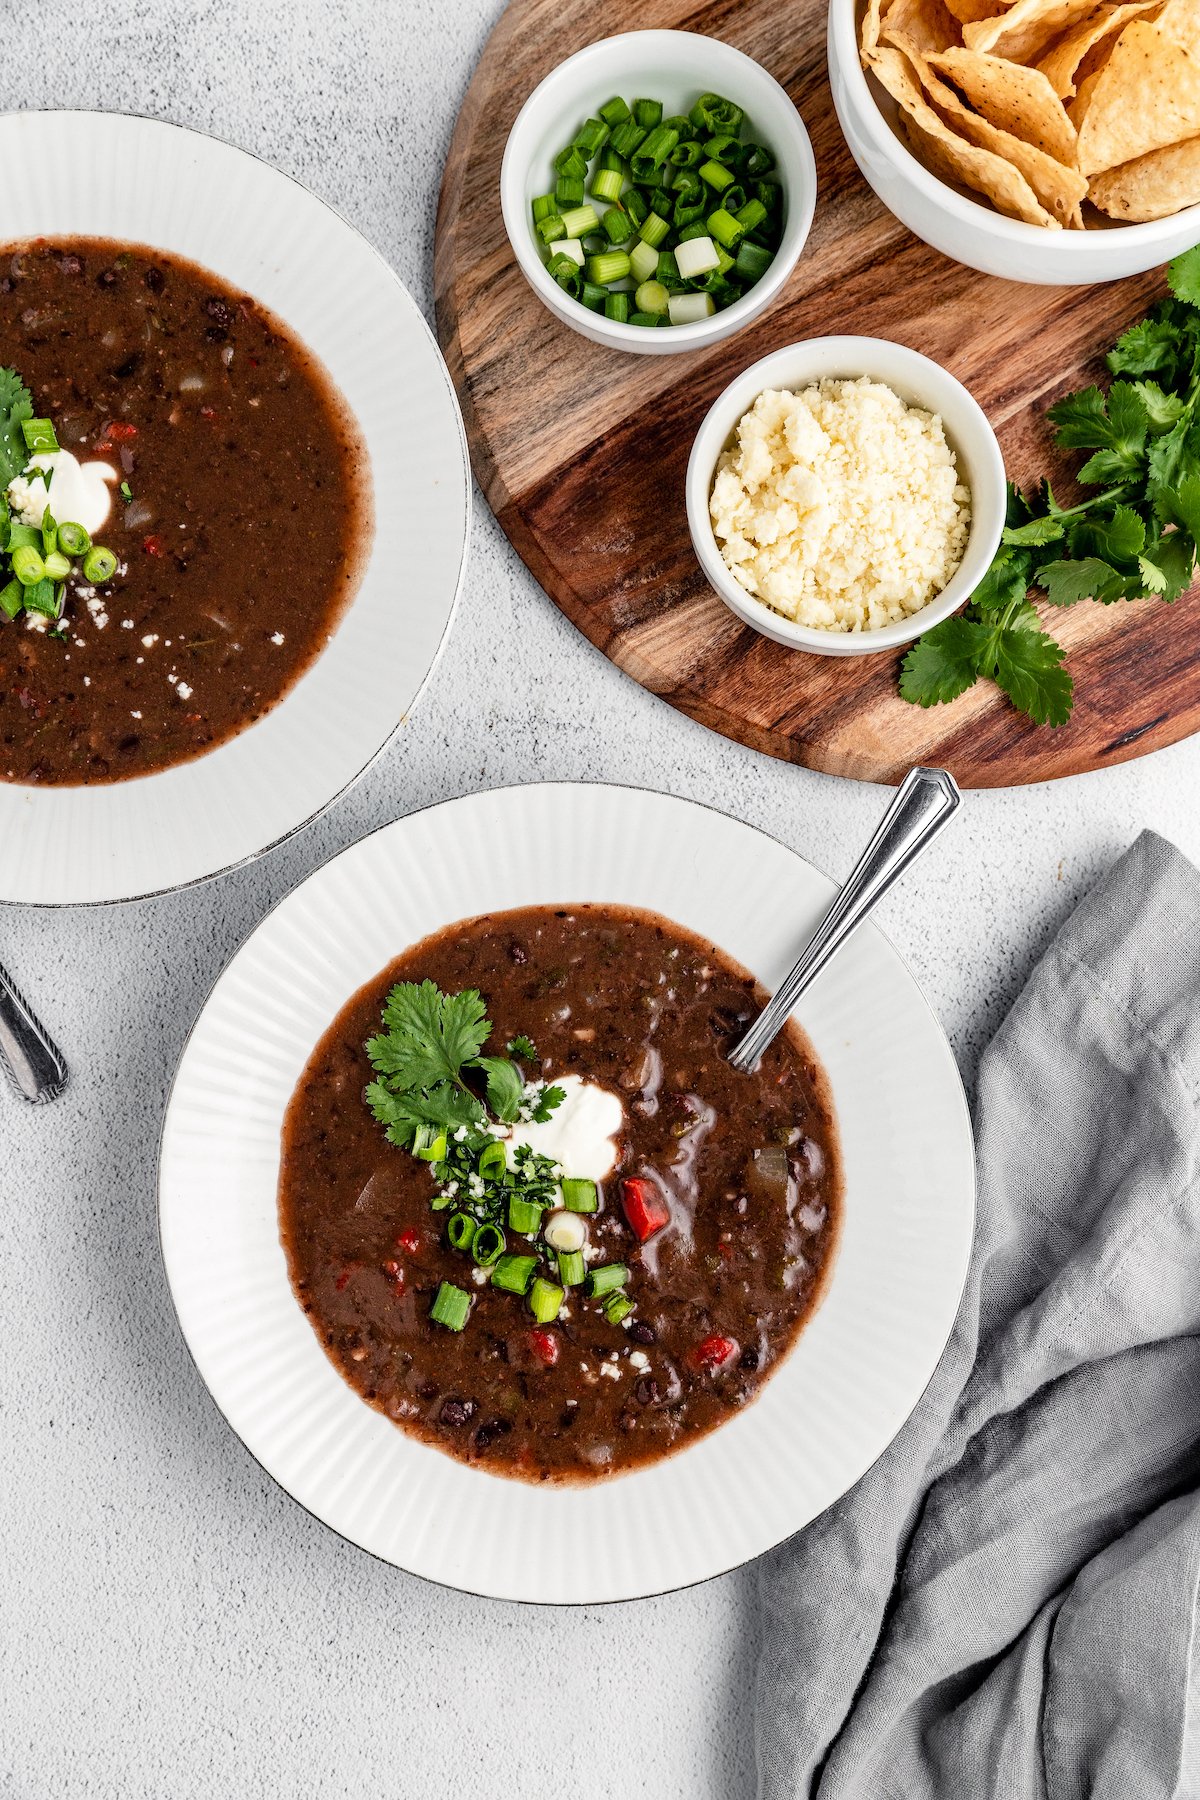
[364,980,563,1149]
[901,244,1200,728]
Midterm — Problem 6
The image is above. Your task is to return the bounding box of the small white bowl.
[500,29,816,355]
[827,0,1200,286]
[685,335,1006,656]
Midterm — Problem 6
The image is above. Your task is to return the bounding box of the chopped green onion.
[554,144,588,178]
[429,1281,471,1332]
[631,126,678,182]
[585,249,631,285]
[547,255,583,299]
[491,1252,538,1296]
[633,98,663,130]
[472,1222,506,1267]
[735,198,768,233]
[574,117,610,157]
[703,133,739,162]
[21,418,58,455]
[657,249,683,289]
[629,312,663,327]
[624,188,650,227]
[507,1194,544,1235]
[558,204,599,239]
[11,545,45,586]
[603,292,630,324]
[627,239,659,285]
[707,207,745,250]
[676,219,710,242]
[41,511,57,557]
[532,192,557,223]
[82,546,117,584]
[637,210,670,248]
[6,522,40,552]
[547,237,585,268]
[609,118,647,159]
[600,205,634,245]
[699,159,735,192]
[662,114,696,140]
[722,184,748,215]
[690,93,743,135]
[668,291,716,324]
[555,173,585,208]
[602,1290,635,1326]
[753,178,783,213]
[599,95,630,128]
[670,140,705,169]
[675,235,720,279]
[591,156,626,205]
[528,1276,565,1324]
[580,281,609,312]
[447,1210,477,1253]
[22,578,62,619]
[586,1262,630,1297]
[744,144,775,177]
[43,550,70,581]
[413,1125,448,1162]
[649,186,674,220]
[478,1140,507,1182]
[536,212,565,244]
[0,580,22,620]
[634,280,669,317]
[56,520,91,558]
[561,1178,598,1213]
[557,1249,586,1287]
[735,239,774,283]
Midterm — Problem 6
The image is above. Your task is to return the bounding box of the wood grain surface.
[434,0,1200,787]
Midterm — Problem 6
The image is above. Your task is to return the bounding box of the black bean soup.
[279,905,841,1484]
[0,238,370,784]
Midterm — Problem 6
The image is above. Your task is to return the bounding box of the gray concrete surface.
[4,3,1199,1796]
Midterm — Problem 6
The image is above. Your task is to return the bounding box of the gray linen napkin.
[757,829,1200,1800]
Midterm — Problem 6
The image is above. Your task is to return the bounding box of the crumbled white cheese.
[141,634,158,647]
[270,631,285,645]
[629,1350,650,1372]
[176,682,193,701]
[599,1362,621,1381]
[710,379,971,632]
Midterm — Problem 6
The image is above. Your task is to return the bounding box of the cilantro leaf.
[530,1084,566,1123]
[0,367,33,490]
[364,1078,483,1148]
[1108,314,1179,379]
[506,1034,538,1061]
[1072,505,1145,567]
[899,616,994,707]
[993,629,1073,727]
[1036,557,1126,606]
[477,1056,525,1124]
[970,548,1032,613]
[1047,385,1110,448]
[1131,380,1187,433]
[1168,244,1200,307]
[1138,555,1169,595]
[370,981,490,1091]
[1001,515,1063,548]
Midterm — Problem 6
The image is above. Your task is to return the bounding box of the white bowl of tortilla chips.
[829,0,1200,283]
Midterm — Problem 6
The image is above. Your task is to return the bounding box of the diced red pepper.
[529,1328,559,1368]
[691,1333,738,1373]
[143,534,164,557]
[396,1227,421,1255]
[334,1268,352,1292]
[101,421,138,442]
[621,1177,670,1243]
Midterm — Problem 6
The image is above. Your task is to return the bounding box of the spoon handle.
[0,958,69,1104]
[728,767,961,1073]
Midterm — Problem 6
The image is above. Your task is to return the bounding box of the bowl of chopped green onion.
[500,30,816,354]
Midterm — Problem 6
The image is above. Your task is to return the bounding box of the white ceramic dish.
[686,336,1006,656]
[160,782,975,1605]
[0,112,470,907]
[500,30,816,355]
[827,0,1200,285]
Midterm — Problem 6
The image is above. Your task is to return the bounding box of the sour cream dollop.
[7,449,118,536]
[504,1073,623,1182]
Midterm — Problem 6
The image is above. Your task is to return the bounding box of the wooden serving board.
[435,0,1200,787]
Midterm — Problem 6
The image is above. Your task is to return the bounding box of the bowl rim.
[499,27,817,354]
[827,0,1200,251]
[685,334,1008,655]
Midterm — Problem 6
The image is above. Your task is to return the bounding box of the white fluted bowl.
[0,111,469,905]
[160,782,975,1604]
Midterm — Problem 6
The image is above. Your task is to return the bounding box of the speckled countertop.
[4,3,1199,1796]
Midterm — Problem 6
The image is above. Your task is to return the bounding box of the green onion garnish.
[586,1262,629,1297]
[478,1140,507,1183]
[0,580,22,620]
[599,95,630,128]
[707,207,745,250]
[573,117,610,158]
[558,204,599,239]
[507,1195,543,1235]
[600,206,634,245]
[604,292,630,324]
[634,281,669,317]
[531,192,557,223]
[41,510,57,557]
[82,546,117,584]
[633,98,663,130]
[429,1281,471,1332]
[529,1276,565,1324]
[21,418,58,455]
[627,239,659,285]
[472,1222,506,1267]
[699,159,735,192]
[56,520,91,558]
[561,1179,597,1213]
[602,1291,635,1326]
[585,249,631,286]
[43,550,70,582]
[491,1252,538,1296]
[11,545,45,586]
[557,1249,586,1287]
[637,211,671,249]
[447,1210,477,1253]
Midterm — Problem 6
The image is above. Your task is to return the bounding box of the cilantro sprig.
[901,244,1200,728]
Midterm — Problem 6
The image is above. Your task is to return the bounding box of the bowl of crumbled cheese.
[685,336,1005,655]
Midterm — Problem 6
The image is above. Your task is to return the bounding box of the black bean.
[205,296,232,326]
[113,354,141,380]
[629,1320,656,1345]
[59,254,82,276]
[204,324,227,344]
[474,1427,493,1450]
[96,268,118,288]
[439,1398,471,1427]
[635,1377,660,1406]
[508,940,528,964]
[739,1346,760,1372]
[143,266,165,292]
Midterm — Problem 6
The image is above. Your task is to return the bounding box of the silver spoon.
[0,958,68,1103]
[728,766,962,1073]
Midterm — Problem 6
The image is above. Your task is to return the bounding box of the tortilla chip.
[1068,64,1106,125]
[861,0,896,58]
[870,44,1062,221]
[881,0,963,56]
[1076,20,1200,173]
[1155,0,1200,48]
[944,0,1006,19]
[927,46,1079,160]
[964,0,1107,63]
[1038,1,1163,97]
[1089,130,1200,213]
[915,52,1089,218]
